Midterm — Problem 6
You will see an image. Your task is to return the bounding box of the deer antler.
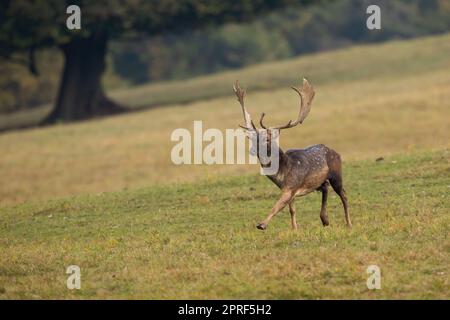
[259,113,267,129]
[260,78,315,130]
[233,80,256,130]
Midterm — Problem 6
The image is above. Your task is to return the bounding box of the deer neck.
[260,147,288,189]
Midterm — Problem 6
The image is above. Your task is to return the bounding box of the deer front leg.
[289,201,298,230]
[257,192,293,230]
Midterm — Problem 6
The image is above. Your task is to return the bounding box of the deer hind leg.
[289,201,298,230]
[257,192,293,230]
[329,175,352,228]
[319,181,330,226]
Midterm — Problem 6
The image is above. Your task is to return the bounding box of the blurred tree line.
[112,0,450,83]
[1,0,449,114]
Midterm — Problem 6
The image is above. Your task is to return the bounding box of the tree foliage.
[0,0,309,72]
[0,0,312,120]
[111,0,450,84]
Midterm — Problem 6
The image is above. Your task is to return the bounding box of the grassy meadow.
[1,34,450,206]
[0,33,449,299]
[0,149,448,299]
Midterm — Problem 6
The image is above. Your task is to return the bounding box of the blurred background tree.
[0,0,449,120]
[0,0,308,122]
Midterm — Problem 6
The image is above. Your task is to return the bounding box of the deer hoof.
[256,223,267,230]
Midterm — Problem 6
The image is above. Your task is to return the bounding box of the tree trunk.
[43,32,124,124]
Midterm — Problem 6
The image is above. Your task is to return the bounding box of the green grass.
[0,149,449,299]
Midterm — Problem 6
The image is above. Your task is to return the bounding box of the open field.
[0,149,449,299]
[1,34,450,206]
[0,34,449,299]
[2,33,450,131]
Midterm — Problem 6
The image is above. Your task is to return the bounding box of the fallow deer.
[233,78,352,230]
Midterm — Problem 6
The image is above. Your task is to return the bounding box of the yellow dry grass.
[0,34,449,206]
